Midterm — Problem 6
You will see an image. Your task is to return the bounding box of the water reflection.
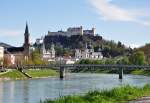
[0,82,3,103]
[0,73,150,103]
[23,80,29,103]
[9,81,14,103]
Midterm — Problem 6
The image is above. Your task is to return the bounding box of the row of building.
[0,25,103,66]
[48,26,96,37]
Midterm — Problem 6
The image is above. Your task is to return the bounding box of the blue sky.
[0,0,150,48]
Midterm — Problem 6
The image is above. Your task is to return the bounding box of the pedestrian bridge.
[21,64,150,79]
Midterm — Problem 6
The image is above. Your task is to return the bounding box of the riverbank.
[26,69,58,78]
[41,84,150,103]
[73,69,150,76]
[0,69,58,80]
[130,70,150,76]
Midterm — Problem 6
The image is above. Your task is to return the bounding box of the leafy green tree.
[31,49,43,65]
[129,51,147,65]
[93,60,104,64]
[105,59,116,64]
[116,56,129,65]
[54,44,64,56]
[79,59,93,64]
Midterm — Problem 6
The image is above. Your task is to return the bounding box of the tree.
[31,49,43,65]
[105,59,116,64]
[79,59,92,64]
[116,56,129,65]
[93,60,104,64]
[54,44,64,56]
[129,51,147,65]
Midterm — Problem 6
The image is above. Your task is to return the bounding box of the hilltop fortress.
[48,26,96,36]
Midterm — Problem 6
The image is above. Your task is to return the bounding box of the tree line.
[78,51,148,65]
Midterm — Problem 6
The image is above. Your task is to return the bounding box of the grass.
[131,70,150,76]
[0,69,58,79]
[72,68,150,76]
[0,70,27,79]
[41,84,150,103]
[26,69,58,78]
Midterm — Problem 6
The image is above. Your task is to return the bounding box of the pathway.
[129,97,150,103]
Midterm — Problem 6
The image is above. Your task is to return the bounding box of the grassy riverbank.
[0,69,58,79]
[74,69,150,76]
[41,84,150,103]
[0,70,27,79]
[26,69,58,78]
[130,70,150,76]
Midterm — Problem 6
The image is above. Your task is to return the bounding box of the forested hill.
[135,44,150,59]
[43,35,132,57]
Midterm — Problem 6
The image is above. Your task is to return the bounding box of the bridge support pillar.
[119,68,123,79]
[60,66,65,79]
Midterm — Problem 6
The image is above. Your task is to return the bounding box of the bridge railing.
[21,64,150,70]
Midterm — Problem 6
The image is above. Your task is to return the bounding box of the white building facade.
[75,44,103,60]
[0,46,4,65]
[41,41,55,61]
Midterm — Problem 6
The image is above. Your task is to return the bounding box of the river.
[0,73,150,103]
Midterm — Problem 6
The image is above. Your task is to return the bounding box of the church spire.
[25,22,29,34]
[24,22,30,58]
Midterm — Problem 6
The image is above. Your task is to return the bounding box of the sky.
[0,0,150,48]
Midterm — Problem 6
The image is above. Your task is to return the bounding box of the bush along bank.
[41,84,150,103]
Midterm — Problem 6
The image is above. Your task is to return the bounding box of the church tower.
[24,22,30,59]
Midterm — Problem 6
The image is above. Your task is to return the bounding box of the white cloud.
[0,29,23,37]
[89,0,150,26]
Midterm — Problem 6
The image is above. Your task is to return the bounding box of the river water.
[0,73,150,103]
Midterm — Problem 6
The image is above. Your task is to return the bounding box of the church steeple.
[24,22,30,58]
[25,22,29,35]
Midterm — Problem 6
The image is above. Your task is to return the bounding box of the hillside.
[42,34,132,57]
[135,44,150,63]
